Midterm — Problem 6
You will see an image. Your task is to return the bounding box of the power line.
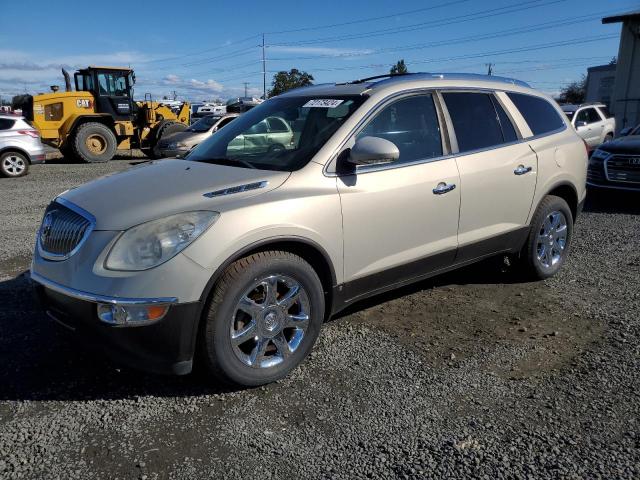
[292,34,617,76]
[139,34,260,65]
[265,11,611,63]
[265,0,473,34]
[269,0,565,46]
[146,0,563,71]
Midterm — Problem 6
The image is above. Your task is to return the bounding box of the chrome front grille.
[38,199,94,260]
[606,155,640,184]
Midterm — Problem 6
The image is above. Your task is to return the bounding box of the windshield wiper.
[196,157,257,169]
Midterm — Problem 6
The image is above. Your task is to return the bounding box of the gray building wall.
[585,64,616,108]
[605,13,640,132]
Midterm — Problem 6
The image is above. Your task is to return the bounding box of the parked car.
[618,124,639,137]
[157,114,238,157]
[31,73,587,386]
[587,123,640,190]
[561,103,615,149]
[227,116,294,154]
[197,104,226,116]
[0,115,46,177]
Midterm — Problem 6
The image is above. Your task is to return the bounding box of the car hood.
[599,135,640,155]
[59,159,290,230]
[161,130,209,145]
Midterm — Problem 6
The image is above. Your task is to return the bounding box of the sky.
[0,0,635,102]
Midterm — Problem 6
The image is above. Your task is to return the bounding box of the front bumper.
[32,272,202,375]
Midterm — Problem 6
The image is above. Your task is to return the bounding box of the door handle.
[514,165,533,175]
[433,182,456,195]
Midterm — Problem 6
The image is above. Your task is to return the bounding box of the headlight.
[591,149,610,160]
[105,211,219,271]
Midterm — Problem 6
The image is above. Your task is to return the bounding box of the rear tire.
[520,195,573,280]
[604,133,613,143]
[72,122,117,163]
[0,151,29,178]
[198,251,325,387]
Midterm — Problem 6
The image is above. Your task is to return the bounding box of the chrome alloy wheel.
[230,275,310,369]
[2,155,26,176]
[536,210,568,269]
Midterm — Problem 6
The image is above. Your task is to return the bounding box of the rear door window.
[0,119,15,130]
[442,92,504,153]
[506,92,565,136]
[585,108,602,124]
[267,117,289,132]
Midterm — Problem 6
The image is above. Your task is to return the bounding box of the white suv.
[31,73,588,386]
[561,103,616,149]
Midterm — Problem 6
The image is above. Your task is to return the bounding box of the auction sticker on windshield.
[303,99,344,108]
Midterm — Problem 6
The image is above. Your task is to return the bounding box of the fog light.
[97,303,169,326]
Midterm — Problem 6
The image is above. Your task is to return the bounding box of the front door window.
[97,73,129,97]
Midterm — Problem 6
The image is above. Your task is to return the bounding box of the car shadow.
[0,254,540,402]
[0,273,237,402]
[584,188,640,215]
[332,256,529,320]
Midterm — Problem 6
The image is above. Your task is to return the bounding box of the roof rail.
[338,73,410,85]
[340,72,530,88]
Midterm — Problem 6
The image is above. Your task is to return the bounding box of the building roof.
[587,64,616,73]
[602,9,640,24]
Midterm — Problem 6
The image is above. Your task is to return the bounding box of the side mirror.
[575,120,588,128]
[619,127,632,137]
[349,136,400,166]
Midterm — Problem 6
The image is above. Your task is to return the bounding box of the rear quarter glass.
[506,92,565,136]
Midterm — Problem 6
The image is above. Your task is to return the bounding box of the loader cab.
[74,67,135,121]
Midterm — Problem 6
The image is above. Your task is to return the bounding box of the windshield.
[187,116,221,132]
[188,95,366,171]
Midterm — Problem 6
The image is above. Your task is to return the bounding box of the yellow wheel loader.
[23,67,190,163]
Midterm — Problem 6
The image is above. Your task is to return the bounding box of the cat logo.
[76,99,93,109]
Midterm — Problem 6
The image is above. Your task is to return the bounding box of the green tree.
[558,75,587,104]
[269,69,314,97]
[390,59,408,75]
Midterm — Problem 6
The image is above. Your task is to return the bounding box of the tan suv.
[31,73,587,386]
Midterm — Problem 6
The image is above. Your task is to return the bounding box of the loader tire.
[146,121,187,159]
[72,122,117,163]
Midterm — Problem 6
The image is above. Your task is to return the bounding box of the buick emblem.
[40,211,54,243]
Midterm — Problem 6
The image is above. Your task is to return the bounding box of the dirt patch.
[347,260,604,379]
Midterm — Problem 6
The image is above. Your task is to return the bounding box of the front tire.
[521,195,573,280]
[0,151,29,177]
[72,122,117,163]
[199,251,325,387]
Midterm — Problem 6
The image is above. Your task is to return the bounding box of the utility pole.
[243,82,249,98]
[262,33,266,99]
[486,63,494,76]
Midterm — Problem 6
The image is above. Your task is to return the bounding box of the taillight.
[582,139,590,155]
[17,130,39,138]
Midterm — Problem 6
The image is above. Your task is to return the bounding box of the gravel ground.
[1,156,639,479]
